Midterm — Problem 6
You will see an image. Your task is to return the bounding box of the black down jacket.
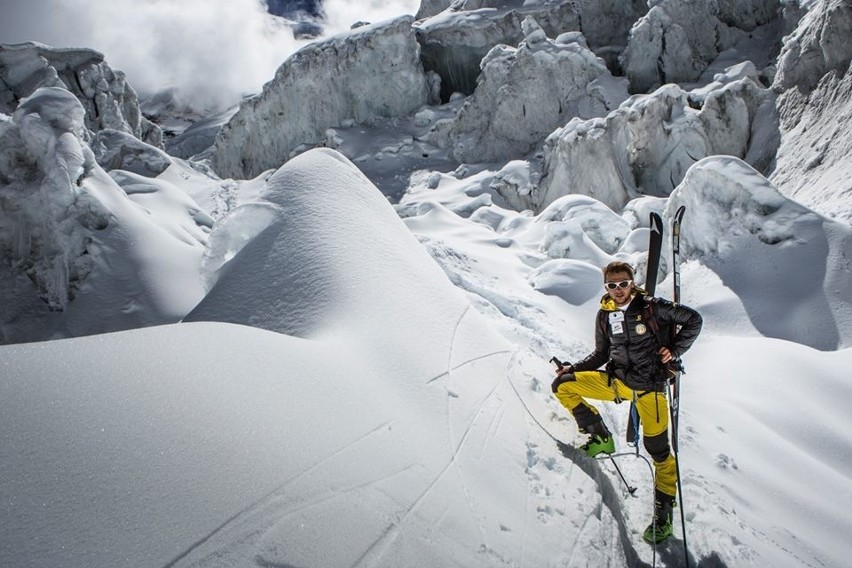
[571,294,703,391]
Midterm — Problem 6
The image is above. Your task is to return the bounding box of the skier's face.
[605,271,634,305]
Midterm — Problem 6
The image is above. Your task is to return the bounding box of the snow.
[2,1,852,568]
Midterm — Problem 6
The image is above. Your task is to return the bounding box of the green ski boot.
[643,490,675,544]
[581,422,615,458]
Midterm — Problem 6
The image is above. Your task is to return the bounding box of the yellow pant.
[554,370,677,496]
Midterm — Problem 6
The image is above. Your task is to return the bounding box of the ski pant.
[553,370,677,497]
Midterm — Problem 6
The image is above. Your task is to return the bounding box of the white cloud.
[0,0,419,112]
[322,0,419,31]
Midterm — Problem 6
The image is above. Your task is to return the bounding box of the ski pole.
[668,372,689,567]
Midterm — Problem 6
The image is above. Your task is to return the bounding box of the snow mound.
[668,156,852,350]
[188,148,475,341]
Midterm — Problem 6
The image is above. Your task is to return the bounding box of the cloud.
[0,0,419,112]
[322,0,419,31]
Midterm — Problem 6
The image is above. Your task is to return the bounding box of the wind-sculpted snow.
[0,42,162,147]
[536,77,774,212]
[211,16,429,179]
[668,156,852,350]
[446,17,628,163]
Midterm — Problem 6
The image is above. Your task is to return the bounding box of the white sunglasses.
[605,279,633,290]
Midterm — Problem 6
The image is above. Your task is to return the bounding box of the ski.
[668,205,690,567]
[627,212,665,447]
[645,212,664,296]
[669,205,685,445]
[671,205,686,305]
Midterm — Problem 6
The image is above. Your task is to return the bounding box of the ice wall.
[535,74,775,212]
[771,0,852,222]
[621,0,781,93]
[0,43,162,147]
[414,0,646,100]
[211,16,430,179]
[443,18,628,163]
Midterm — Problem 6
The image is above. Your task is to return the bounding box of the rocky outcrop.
[211,16,430,180]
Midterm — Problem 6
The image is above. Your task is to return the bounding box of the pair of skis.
[646,206,685,437]
[645,206,684,301]
[647,205,689,566]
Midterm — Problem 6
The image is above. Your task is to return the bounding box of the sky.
[0,0,419,111]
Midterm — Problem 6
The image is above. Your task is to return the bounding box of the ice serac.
[668,156,852,350]
[621,0,781,93]
[211,16,429,180]
[445,17,628,163]
[0,42,162,147]
[535,73,774,212]
[771,0,852,222]
[0,87,207,344]
[0,87,103,315]
[414,0,647,101]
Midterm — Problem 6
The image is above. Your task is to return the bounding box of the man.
[551,261,702,543]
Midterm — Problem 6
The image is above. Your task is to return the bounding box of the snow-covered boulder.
[414,0,646,100]
[211,16,430,180]
[535,77,774,212]
[0,42,162,147]
[621,0,780,93]
[445,17,629,163]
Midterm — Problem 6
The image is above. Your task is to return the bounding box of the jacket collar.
[599,287,648,311]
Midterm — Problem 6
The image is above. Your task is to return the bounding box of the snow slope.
[3,149,852,568]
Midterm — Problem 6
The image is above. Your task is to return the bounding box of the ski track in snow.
[162,306,516,568]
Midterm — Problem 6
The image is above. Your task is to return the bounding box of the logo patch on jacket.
[635,323,648,335]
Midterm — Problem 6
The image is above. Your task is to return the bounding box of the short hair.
[603,261,634,281]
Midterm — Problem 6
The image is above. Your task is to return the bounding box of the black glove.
[551,367,574,393]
